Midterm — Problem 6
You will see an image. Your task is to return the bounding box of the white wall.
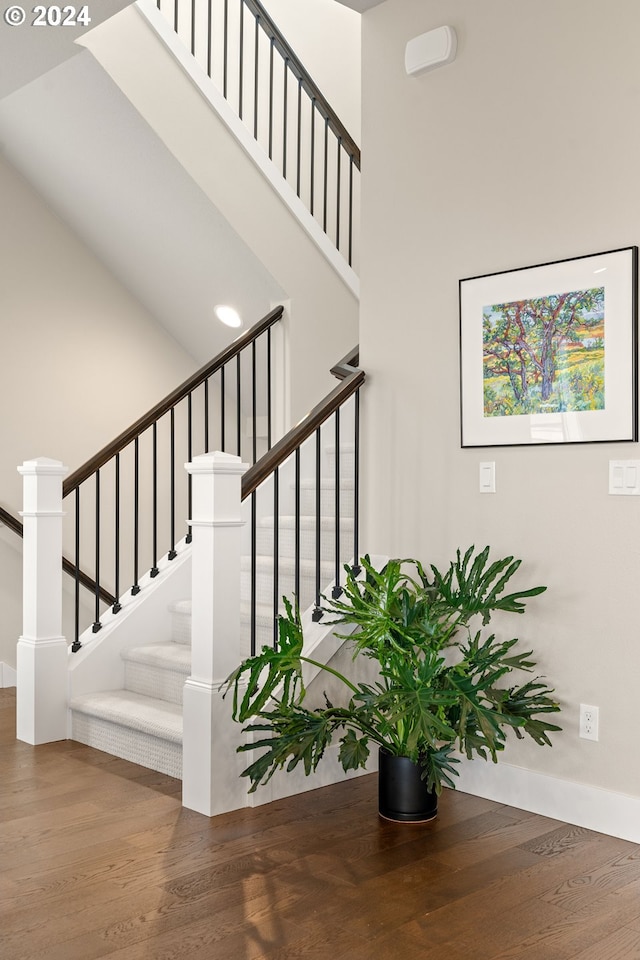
[261,0,361,143]
[0,156,197,668]
[360,0,640,803]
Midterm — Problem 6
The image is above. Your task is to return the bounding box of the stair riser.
[299,485,354,516]
[124,661,188,706]
[326,451,355,477]
[170,610,191,645]
[256,521,354,562]
[71,712,182,779]
[241,565,340,609]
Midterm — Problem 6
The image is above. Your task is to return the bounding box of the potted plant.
[223,547,561,821]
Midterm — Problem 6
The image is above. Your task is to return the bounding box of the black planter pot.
[378,748,438,823]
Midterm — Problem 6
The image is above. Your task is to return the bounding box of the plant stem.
[299,655,360,695]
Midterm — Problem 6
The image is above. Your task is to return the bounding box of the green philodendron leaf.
[221,596,305,722]
[429,546,547,625]
[338,729,370,772]
[488,679,562,746]
[238,705,337,791]
[424,744,461,794]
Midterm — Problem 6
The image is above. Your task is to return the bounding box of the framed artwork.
[459,247,638,447]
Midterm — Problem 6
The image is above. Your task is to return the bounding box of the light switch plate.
[609,460,640,495]
[479,462,496,494]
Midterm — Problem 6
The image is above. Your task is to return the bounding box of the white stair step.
[241,554,345,609]
[298,478,354,516]
[123,643,191,705]
[169,598,193,645]
[165,597,316,653]
[326,442,356,476]
[256,515,354,561]
[70,690,182,778]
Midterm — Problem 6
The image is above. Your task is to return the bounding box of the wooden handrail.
[242,366,364,499]
[330,346,359,381]
[0,505,116,606]
[63,305,284,497]
[0,505,22,538]
[243,0,361,169]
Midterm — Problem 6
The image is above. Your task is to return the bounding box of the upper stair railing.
[63,305,283,649]
[154,0,360,269]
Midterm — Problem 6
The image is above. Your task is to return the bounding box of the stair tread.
[70,690,183,743]
[123,643,191,671]
[241,555,343,572]
[258,515,354,529]
[167,597,294,622]
[299,478,354,488]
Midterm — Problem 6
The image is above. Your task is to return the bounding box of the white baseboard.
[1,662,17,687]
[455,758,640,844]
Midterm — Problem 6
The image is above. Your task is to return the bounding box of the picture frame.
[459,247,638,447]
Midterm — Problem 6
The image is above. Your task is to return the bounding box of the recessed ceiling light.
[215,304,242,328]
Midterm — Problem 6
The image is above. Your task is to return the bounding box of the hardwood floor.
[2,685,640,960]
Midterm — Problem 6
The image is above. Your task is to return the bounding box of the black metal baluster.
[173,0,178,34]
[221,364,226,450]
[93,470,102,632]
[332,409,342,599]
[283,58,288,179]
[186,393,193,543]
[295,446,300,605]
[207,0,212,77]
[204,378,209,452]
[273,466,279,647]
[268,37,274,159]
[348,155,354,267]
[323,116,329,233]
[267,326,272,450]
[72,488,81,651]
[236,353,241,457]
[250,490,257,656]
[191,0,195,54]
[151,423,159,577]
[113,453,122,612]
[253,14,260,140]
[312,427,322,621]
[296,78,302,197]
[352,388,361,576]
[336,137,342,252]
[169,408,177,559]
[223,0,229,99]
[239,0,244,119]
[252,339,257,464]
[132,436,140,594]
[310,99,316,216]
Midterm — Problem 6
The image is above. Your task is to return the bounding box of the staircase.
[69,445,355,781]
[14,0,366,816]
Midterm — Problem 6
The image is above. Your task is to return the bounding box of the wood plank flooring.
[2,686,640,959]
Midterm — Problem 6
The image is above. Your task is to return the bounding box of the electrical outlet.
[579,703,599,741]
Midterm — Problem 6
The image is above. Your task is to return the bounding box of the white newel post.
[16,457,69,744]
[182,451,249,816]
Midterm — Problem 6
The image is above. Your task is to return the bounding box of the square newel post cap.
[17,457,69,477]
[185,452,249,525]
[184,451,249,476]
[18,458,69,514]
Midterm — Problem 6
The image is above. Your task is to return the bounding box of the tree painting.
[483,287,605,417]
